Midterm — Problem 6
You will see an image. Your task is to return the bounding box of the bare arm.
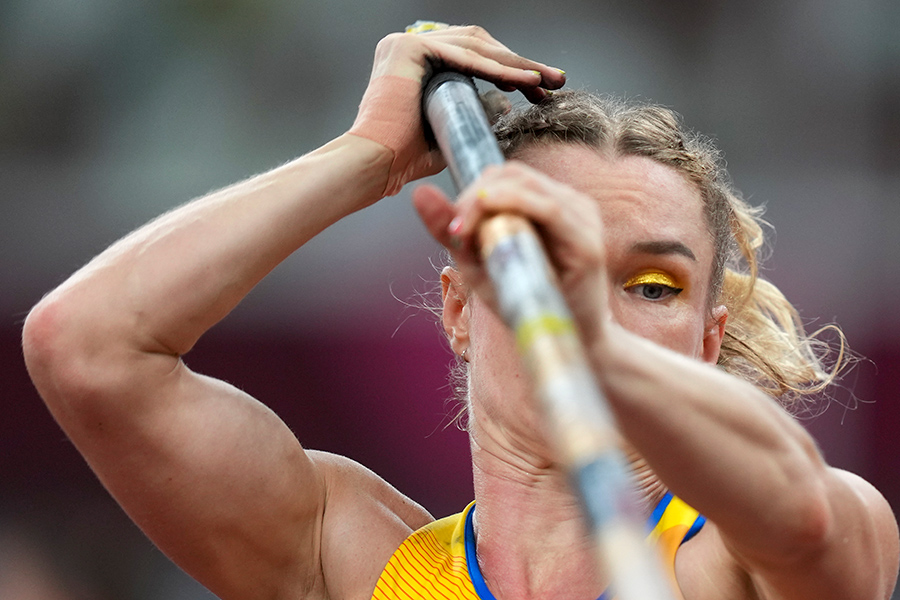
[598,328,899,600]
[412,160,899,600]
[22,135,398,599]
[22,27,565,600]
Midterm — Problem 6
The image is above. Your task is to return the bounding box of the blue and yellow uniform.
[371,493,704,600]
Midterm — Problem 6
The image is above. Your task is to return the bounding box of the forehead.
[514,144,713,262]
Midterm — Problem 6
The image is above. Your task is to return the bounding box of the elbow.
[23,292,119,417]
[24,295,83,400]
[24,295,67,383]
[25,286,177,426]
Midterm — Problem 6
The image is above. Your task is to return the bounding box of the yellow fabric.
[647,494,702,583]
[372,497,701,599]
[372,502,478,600]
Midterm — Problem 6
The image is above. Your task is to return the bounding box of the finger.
[425,43,545,90]
[411,184,493,297]
[453,166,561,240]
[367,31,553,98]
[425,26,567,89]
[479,89,512,124]
[453,165,605,273]
[410,183,482,259]
[416,25,516,63]
[520,86,551,104]
[414,29,566,91]
[373,27,565,112]
[411,184,457,249]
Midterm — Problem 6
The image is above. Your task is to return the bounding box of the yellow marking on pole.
[515,313,576,351]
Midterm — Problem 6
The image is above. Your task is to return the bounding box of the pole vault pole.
[423,70,677,600]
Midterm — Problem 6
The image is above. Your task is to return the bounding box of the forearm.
[595,326,832,559]
[30,134,391,362]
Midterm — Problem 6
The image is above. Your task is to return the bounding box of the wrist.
[301,133,395,213]
[348,75,439,196]
[334,132,394,199]
[587,322,646,395]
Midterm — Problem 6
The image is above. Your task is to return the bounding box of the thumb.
[411,184,456,246]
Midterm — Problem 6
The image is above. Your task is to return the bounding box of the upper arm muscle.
[61,360,327,600]
[676,469,899,600]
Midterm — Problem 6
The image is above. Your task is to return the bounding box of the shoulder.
[831,469,899,578]
[311,451,434,600]
[832,468,896,518]
[312,451,433,530]
[673,521,755,599]
[674,468,899,600]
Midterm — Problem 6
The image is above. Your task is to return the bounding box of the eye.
[623,271,684,302]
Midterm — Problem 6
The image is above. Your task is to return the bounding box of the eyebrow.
[628,240,697,262]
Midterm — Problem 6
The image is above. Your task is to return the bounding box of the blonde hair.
[486,90,846,411]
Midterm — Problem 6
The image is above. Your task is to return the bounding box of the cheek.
[466,306,539,418]
[468,303,526,381]
[470,302,515,354]
[609,296,707,358]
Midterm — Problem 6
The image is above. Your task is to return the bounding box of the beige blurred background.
[2,0,898,597]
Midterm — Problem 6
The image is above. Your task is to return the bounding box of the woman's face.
[461,144,723,439]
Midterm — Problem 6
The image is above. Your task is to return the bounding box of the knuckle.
[378,32,405,48]
[376,32,419,55]
[461,25,488,38]
[470,189,488,210]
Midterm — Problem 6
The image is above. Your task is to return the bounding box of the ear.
[701,305,728,365]
[441,266,470,358]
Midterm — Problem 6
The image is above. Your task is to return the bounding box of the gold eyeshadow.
[623,271,680,289]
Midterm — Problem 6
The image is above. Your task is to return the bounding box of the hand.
[349,26,566,196]
[412,161,608,346]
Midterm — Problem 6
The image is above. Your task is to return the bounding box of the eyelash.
[627,282,683,301]
[622,272,684,302]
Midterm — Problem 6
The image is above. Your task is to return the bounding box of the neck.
[622,442,669,511]
[469,427,609,600]
[467,418,666,600]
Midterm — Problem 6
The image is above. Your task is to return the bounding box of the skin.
[415,144,899,600]
[417,147,727,599]
[21,25,898,600]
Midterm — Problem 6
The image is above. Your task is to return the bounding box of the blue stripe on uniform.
[465,506,611,600]
[465,506,498,600]
[464,494,698,600]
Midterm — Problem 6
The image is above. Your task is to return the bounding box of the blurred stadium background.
[2,0,898,597]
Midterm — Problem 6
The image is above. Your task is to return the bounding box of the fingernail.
[554,68,566,75]
[448,216,464,235]
[529,69,542,78]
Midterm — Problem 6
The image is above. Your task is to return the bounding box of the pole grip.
[423,71,505,190]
